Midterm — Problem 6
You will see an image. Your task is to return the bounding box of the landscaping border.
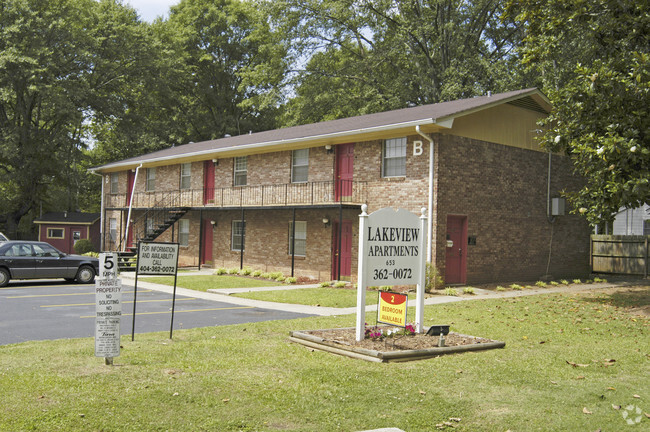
[289,327,505,363]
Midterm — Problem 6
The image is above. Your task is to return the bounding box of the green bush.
[333,281,346,288]
[239,267,252,276]
[425,262,444,292]
[319,281,332,288]
[463,287,475,295]
[285,277,297,284]
[73,239,95,255]
[215,268,227,275]
[444,287,458,296]
[227,268,239,275]
[268,271,283,280]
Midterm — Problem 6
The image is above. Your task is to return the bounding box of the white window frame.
[47,228,65,239]
[291,149,309,183]
[231,220,245,251]
[382,137,407,177]
[179,219,190,247]
[146,168,156,192]
[233,156,247,186]
[110,173,119,194]
[180,163,191,190]
[109,218,117,242]
[288,221,307,256]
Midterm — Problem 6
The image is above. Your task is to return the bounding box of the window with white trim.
[180,163,191,190]
[382,137,407,177]
[146,168,156,192]
[110,173,119,194]
[109,218,117,242]
[291,149,309,183]
[47,228,64,239]
[231,220,245,251]
[233,156,247,186]
[288,221,307,256]
[179,219,190,247]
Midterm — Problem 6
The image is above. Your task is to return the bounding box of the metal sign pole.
[131,242,141,341]
[169,249,180,339]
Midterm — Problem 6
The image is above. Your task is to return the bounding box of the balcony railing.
[106,180,367,209]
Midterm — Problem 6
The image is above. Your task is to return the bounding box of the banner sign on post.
[377,291,408,327]
[95,253,121,360]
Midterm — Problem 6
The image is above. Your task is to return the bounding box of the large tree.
[273,0,533,125]
[508,0,649,227]
[0,0,154,235]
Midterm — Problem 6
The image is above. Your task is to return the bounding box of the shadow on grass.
[580,286,650,311]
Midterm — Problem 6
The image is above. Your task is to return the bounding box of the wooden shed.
[33,212,101,254]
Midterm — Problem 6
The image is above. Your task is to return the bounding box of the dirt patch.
[304,326,494,352]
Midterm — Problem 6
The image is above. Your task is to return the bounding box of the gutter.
[89,169,105,251]
[416,125,434,263]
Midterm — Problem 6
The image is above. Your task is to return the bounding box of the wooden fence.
[591,235,649,277]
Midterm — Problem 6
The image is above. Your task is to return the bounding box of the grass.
[143,275,280,292]
[232,287,416,308]
[1,286,647,431]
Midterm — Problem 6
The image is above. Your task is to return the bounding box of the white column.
[416,207,428,333]
[355,204,369,341]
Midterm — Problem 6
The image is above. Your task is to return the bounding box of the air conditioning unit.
[551,197,566,216]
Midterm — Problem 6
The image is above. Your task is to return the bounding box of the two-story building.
[90,88,591,284]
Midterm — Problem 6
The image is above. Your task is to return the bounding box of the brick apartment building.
[90,88,591,284]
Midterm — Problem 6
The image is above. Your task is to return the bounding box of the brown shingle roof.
[92,88,549,172]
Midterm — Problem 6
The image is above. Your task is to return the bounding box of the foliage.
[507,0,649,226]
[535,281,547,288]
[444,287,458,296]
[425,262,444,292]
[333,281,347,288]
[463,287,475,295]
[82,252,99,258]
[273,0,532,125]
[73,239,95,255]
[285,277,297,284]
[214,268,228,275]
[319,281,332,287]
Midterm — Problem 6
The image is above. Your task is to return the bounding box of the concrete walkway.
[119,271,647,317]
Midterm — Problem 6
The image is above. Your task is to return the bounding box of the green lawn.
[143,274,281,291]
[232,287,416,308]
[1,287,647,431]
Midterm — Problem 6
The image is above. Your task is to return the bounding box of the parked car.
[0,232,8,242]
[0,241,99,287]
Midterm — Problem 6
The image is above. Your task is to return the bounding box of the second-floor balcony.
[106,180,367,209]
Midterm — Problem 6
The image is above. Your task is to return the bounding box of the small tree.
[73,239,95,255]
[425,262,444,292]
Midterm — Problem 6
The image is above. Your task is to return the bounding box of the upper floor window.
[146,168,156,192]
[110,173,119,194]
[382,137,406,177]
[180,163,191,190]
[234,156,247,186]
[288,221,307,256]
[291,149,309,183]
[179,219,190,247]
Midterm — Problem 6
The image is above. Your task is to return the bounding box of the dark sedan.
[0,241,99,287]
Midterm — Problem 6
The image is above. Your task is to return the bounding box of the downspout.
[124,164,142,251]
[416,126,434,263]
[89,169,105,251]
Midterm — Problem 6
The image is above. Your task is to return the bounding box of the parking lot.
[0,279,311,345]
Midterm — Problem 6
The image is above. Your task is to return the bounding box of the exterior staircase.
[117,193,191,271]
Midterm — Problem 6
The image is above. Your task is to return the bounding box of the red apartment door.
[203,160,215,205]
[201,219,213,264]
[445,215,467,284]
[127,170,135,206]
[335,143,354,201]
[332,220,352,280]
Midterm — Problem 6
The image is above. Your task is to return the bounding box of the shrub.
[252,270,262,277]
[227,268,239,275]
[275,276,285,283]
[496,286,506,292]
[463,287,475,295]
[425,262,444,292]
[550,281,560,286]
[268,271,284,280]
[73,239,95,255]
[444,287,458,296]
[239,267,252,276]
[380,285,393,292]
[333,281,346,288]
[572,279,581,284]
[285,277,297,284]
[535,281,547,288]
[560,279,570,285]
[510,284,523,290]
[319,281,332,288]
[593,277,607,283]
[260,273,271,279]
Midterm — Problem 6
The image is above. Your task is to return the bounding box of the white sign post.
[95,253,121,364]
[356,205,427,341]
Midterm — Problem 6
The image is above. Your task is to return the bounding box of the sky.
[125,0,181,22]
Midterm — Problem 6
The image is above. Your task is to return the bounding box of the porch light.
[210,220,216,226]
[212,159,218,165]
[322,217,330,226]
[325,144,333,154]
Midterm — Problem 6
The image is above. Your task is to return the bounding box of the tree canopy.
[508,0,649,226]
